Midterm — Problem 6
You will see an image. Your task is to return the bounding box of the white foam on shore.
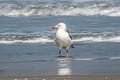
[73,36,120,43]
[0,38,54,44]
[73,58,94,61]
[1,56,120,63]
[73,57,120,61]
[0,36,120,44]
[109,57,120,60]
[0,32,120,44]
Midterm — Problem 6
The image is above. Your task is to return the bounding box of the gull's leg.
[59,47,62,57]
[66,47,69,58]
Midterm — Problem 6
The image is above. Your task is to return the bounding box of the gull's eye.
[57,24,60,27]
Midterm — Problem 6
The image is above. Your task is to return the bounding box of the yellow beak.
[52,26,57,29]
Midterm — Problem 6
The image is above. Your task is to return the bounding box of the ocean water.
[0,0,120,77]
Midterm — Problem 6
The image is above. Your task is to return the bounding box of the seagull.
[52,23,74,58]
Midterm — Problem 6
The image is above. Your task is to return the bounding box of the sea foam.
[0,38,53,44]
[0,32,120,44]
[0,2,120,17]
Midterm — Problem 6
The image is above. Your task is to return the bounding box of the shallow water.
[0,42,120,77]
[0,0,120,77]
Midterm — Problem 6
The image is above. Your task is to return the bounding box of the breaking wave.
[0,33,54,44]
[0,1,120,17]
[72,32,120,42]
[0,32,120,44]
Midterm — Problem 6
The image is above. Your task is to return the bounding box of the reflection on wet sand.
[57,58,72,75]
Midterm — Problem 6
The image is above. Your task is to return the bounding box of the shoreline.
[1,75,120,80]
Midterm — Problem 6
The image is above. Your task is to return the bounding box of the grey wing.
[69,34,72,40]
[67,29,72,40]
[68,33,75,48]
[67,30,72,40]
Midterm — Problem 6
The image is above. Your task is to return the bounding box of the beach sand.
[0,76,120,80]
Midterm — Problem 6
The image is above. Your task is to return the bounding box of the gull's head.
[52,23,67,31]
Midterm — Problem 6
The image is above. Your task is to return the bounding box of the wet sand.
[1,76,120,80]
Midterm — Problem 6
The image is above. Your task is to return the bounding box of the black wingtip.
[71,44,75,48]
